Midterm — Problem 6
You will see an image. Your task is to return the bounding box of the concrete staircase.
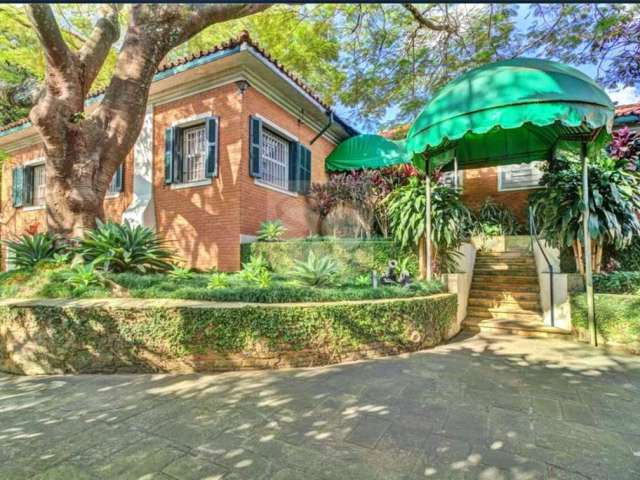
[463,247,571,338]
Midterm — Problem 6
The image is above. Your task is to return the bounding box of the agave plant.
[256,220,286,242]
[79,220,175,273]
[168,266,193,280]
[290,251,338,287]
[239,254,272,288]
[61,263,103,293]
[4,232,66,269]
[208,272,230,289]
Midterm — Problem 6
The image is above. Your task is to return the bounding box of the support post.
[453,156,459,189]
[581,142,597,346]
[425,158,432,281]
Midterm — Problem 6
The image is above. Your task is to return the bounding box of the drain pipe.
[311,111,334,145]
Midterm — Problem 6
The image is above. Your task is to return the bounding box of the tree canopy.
[0,3,638,130]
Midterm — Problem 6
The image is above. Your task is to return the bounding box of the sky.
[333,3,639,132]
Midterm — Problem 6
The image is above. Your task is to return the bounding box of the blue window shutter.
[172,126,183,183]
[249,116,262,178]
[205,117,219,178]
[114,164,124,192]
[12,167,23,207]
[164,127,174,184]
[22,166,33,206]
[297,146,312,194]
[289,141,300,191]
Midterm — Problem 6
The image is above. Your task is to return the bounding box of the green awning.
[406,58,615,170]
[325,134,411,172]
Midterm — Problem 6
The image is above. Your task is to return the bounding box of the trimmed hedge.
[0,293,458,374]
[241,238,417,276]
[571,293,640,353]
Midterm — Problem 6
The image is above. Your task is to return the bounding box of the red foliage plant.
[24,222,40,236]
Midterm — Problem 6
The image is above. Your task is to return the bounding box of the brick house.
[383,104,639,224]
[0,33,356,271]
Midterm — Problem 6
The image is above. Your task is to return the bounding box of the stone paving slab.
[2,331,640,479]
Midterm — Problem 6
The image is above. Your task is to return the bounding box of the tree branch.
[402,4,456,33]
[27,4,74,71]
[78,4,120,92]
[175,3,272,43]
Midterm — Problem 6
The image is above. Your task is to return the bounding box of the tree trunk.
[418,236,427,280]
[27,4,270,237]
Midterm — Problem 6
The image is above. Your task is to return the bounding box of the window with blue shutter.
[108,164,124,194]
[205,116,218,178]
[288,141,300,191]
[297,145,312,194]
[164,127,174,184]
[249,116,263,178]
[12,167,23,208]
[172,125,184,184]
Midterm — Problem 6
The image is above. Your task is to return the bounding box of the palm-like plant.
[471,199,522,236]
[257,220,286,242]
[79,220,175,273]
[530,154,640,273]
[5,233,66,268]
[290,251,338,286]
[384,176,472,275]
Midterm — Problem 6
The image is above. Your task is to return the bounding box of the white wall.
[443,242,476,339]
[531,239,572,330]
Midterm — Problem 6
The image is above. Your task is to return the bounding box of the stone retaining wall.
[0,294,457,375]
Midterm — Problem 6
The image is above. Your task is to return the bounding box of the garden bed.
[571,293,640,354]
[0,293,457,375]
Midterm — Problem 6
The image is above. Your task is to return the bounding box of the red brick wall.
[461,167,534,224]
[1,145,133,268]
[239,88,332,242]
[152,84,243,272]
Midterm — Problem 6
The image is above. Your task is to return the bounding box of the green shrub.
[4,233,66,268]
[0,293,457,373]
[208,272,230,289]
[571,293,640,350]
[290,251,338,286]
[242,238,417,278]
[239,254,272,288]
[593,271,640,294]
[79,220,175,273]
[61,263,103,294]
[168,266,193,280]
[609,237,640,271]
[257,219,286,242]
[471,199,522,237]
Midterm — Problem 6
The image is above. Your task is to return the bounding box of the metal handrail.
[528,206,555,327]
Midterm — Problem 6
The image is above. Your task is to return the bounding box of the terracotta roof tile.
[615,103,640,117]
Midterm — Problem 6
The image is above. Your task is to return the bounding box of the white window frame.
[169,113,214,190]
[259,128,290,191]
[440,170,464,190]
[253,116,299,197]
[106,170,121,198]
[497,161,545,192]
[22,159,46,211]
[181,124,207,184]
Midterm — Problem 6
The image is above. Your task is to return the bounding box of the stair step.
[474,260,536,268]
[474,268,537,276]
[463,318,572,339]
[469,289,541,301]
[476,251,532,259]
[467,307,543,321]
[473,274,538,284]
[468,298,541,310]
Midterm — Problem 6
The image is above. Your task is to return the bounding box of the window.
[440,170,463,189]
[248,116,312,194]
[12,163,46,208]
[498,161,545,191]
[182,125,207,183]
[107,164,124,196]
[164,117,218,186]
[260,128,290,190]
[30,164,46,206]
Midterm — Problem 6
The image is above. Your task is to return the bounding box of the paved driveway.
[2,332,640,480]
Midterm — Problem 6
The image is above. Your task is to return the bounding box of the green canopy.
[325,134,411,172]
[406,58,614,170]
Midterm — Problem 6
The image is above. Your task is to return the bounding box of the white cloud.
[607,85,640,106]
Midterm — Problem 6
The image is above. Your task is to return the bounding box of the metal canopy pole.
[581,141,597,346]
[425,157,433,281]
[453,156,459,189]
